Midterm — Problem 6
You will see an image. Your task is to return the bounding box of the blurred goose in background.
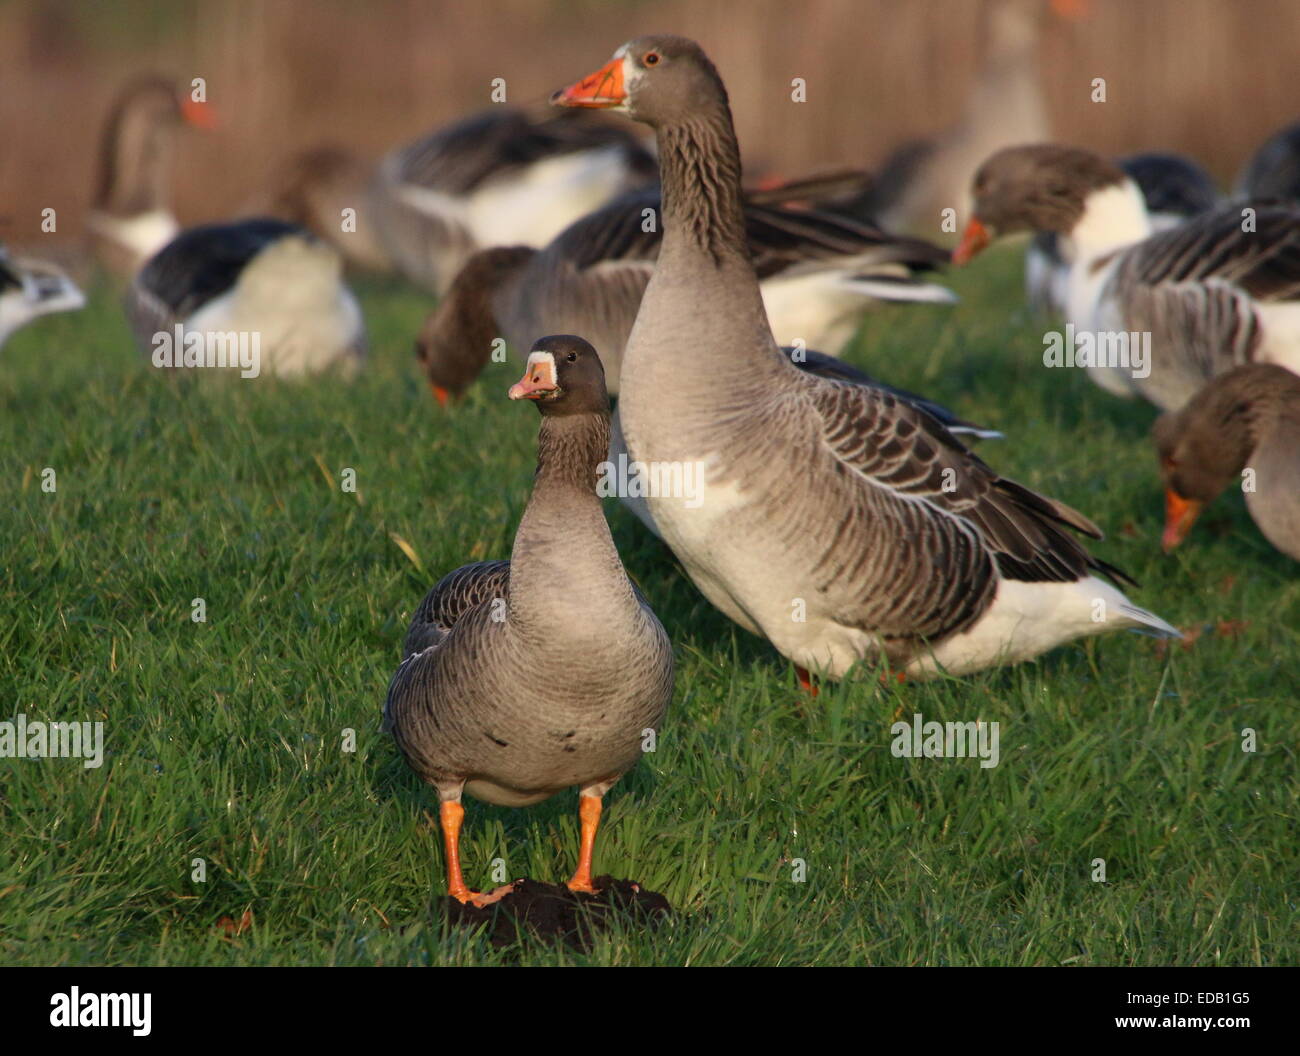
[263,146,395,273]
[1235,119,1300,205]
[0,245,85,348]
[1154,364,1300,560]
[414,182,955,400]
[385,336,673,904]
[126,218,365,378]
[552,35,1175,685]
[834,0,1079,238]
[372,107,656,294]
[89,76,217,278]
[956,144,1300,410]
[1025,151,1221,315]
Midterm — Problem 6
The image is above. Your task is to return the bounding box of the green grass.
[1,253,1296,966]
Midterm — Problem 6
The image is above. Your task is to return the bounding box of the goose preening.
[89,76,217,278]
[414,183,955,400]
[834,0,1068,237]
[372,107,656,294]
[1154,364,1300,560]
[1025,151,1221,316]
[956,144,1300,411]
[552,36,1176,682]
[0,246,85,349]
[1235,119,1300,205]
[384,336,673,904]
[126,218,365,378]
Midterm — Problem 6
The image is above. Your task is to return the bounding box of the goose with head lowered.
[1153,363,1300,561]
[955,144,1300,411]
[415,180,955,402]
[552,36,1177,683]
[385,336,673,904]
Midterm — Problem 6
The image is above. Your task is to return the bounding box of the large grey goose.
[126,218,365,378]
[1024,151,1221,316]
[385,336,673,904]
[552,35,1176,683]
[0,245,85,349]
[414,182,956,401]
[956,144,1300,411]
[88,76,217,278]
[371,107,656,295]
[1154,364,1300,561]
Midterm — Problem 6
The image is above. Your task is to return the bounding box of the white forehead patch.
[525,350,557,384]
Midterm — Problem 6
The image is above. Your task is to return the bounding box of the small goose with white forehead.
[385,335,673,904]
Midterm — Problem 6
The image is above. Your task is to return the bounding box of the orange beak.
[181,97,219,129]
[508,362,558,400]
[952,218,991,266]
[430,382,451,408]
[552,55,626,108]
[1161,489,1204,552]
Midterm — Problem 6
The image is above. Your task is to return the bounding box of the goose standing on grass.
[955,144,1300,411]
[89,76,217,278]
[1235,120,1300,205]
[372,107,656,294]
[552,36,1176,684]
[385,336,673,905]
[126,219,365,378]
[414,183,954,400]
[1025,151,1221,316]
[1153,364,1300,560]
[0,246,85,349]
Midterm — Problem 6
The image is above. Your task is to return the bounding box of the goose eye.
[644,52,660,66]
[566,352,577,362]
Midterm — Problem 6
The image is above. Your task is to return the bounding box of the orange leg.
[437,800,480,904]
[795,665,820,697]
[566,794,603,895]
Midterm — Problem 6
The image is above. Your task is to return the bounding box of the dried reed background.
[2,0,1297,249]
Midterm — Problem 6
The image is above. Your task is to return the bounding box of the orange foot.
[451,881,520,908]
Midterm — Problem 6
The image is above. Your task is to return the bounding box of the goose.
[834,0,1069,238]
[385,336,673,905]
[955,144,1300,411]
[126,219,365,378]
[552,35,1176,683]
[414,183,955,400]
[1153,364,1300,560]
[89,76,216,278]
[1025,151,1221,316]
[372,107,656,294]
[0,246,86,349]
[1235,120,1300,205]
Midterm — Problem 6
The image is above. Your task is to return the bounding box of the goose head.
[551,35,727,128]
[1151,365,1290,551]
[509,335,609,416]
[415,246,536,407]
[954,144,1129,264]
